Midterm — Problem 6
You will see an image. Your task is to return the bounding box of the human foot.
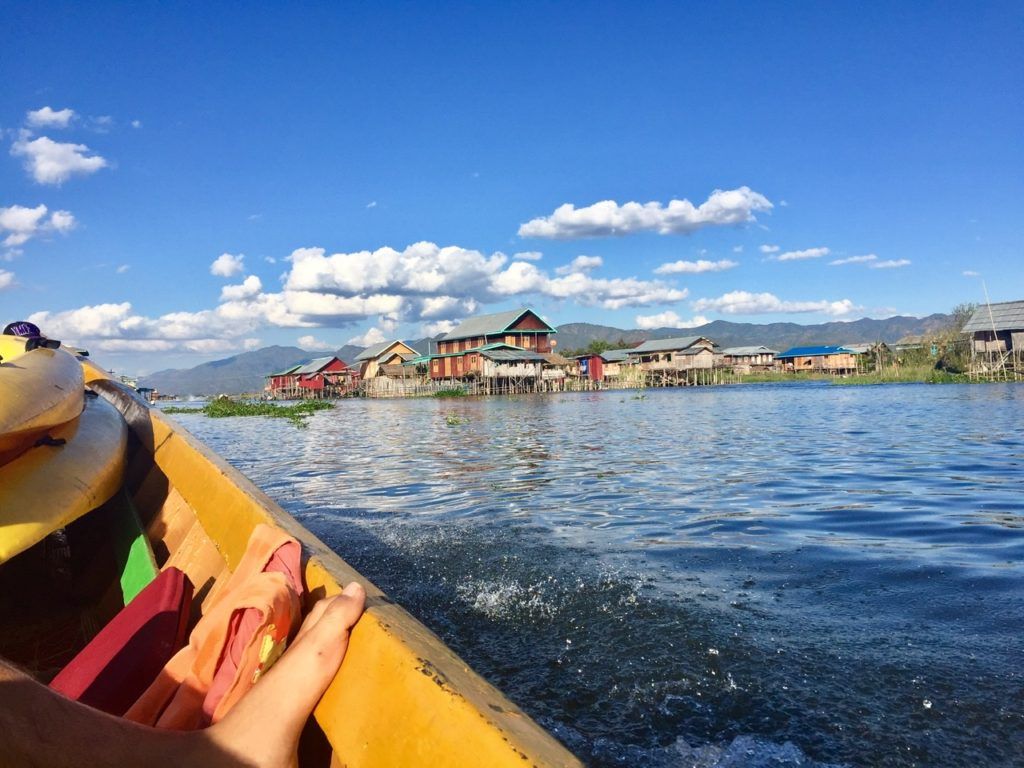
[204,582,367,767]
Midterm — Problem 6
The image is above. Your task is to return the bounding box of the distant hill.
[553,315,952,354]
[140,345,311,396]
[141,314,953,395]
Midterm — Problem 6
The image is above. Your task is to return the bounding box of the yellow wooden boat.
[0,345,580,767]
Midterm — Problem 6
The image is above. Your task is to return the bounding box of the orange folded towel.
[124,524,303,729]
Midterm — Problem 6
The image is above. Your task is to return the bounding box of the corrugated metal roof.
[541,352,572,366]
[293,356,338,374]
[629,336,708,354]
[601,349,633,362]
[776,345,854,359]
[962,300,1024,333]
[480,348,546,362]
[355,340,411,361]
[269,364,302,376]
[720,346,778,356]
[440,308,556,341]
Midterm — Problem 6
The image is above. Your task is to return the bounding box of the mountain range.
[139,313,952,396]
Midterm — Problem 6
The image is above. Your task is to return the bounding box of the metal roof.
[354,340,412,361]
[962,300,1024,333]
[269,363,302,376]
[629,336,709,354]
[479,348,546,362]
[720,346,778,356]
[601,348,633,362]
[293,356,339,374]
[775,345,854,359]
[440,308,556,341]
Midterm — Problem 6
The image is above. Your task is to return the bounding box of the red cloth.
[49,567,193,716]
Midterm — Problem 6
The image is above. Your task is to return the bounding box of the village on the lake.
[254,301,1024,401]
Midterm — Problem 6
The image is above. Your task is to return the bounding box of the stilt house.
[355,340,418,379]
[962,300,1024,363]
[428,308,556,386]
[719,346,778,372]
[628,337,717,371]
[776,345,857,373]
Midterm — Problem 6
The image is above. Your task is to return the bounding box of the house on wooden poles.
[574,349,639,387]
[266,356,357,399]
[628,336,718,385]
[428,308,557,394]
[776,345,858,374]
[962,299,1024,379]
[356,340,430,397]
[718,346,778,373]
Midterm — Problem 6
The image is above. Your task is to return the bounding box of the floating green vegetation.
[831,366,968,385]
[163,399,334,426]
[434,388,467,398]
[445,413,467,426]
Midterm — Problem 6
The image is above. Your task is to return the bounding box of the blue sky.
[2,2,1021,374]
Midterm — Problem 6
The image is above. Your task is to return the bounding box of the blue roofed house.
[775,345,858,374]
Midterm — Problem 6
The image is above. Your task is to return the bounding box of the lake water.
[171,382,1024,767]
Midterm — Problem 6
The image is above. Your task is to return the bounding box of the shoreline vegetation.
[742,364,968,385]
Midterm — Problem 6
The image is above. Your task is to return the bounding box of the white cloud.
[634,311,710,329]
[346,326,388,347]
[210,252,245,277]
[131,119,142,129]
[11,133,108,185]
[512,251,543,261]
[0,204,76,247]
[26,107,76,129]
[555,254,603,275]
[759,244,780,253]
[830,254,877,266]
[243,338,261,350]
[366,201,377,209]
[490,260,687,309]
[732,245,743,253]
[116,264,130,274]
[297,334,334,350]
[963,270,980,277]
[0,270,14,290]
[220,275,263,301]
[90,115,114,133]
[869,259,911,269]
[518,186,772,239]
[422,319,457,336]
[775,247,830,262]
[654,258,738,275]
[693,290,859,316]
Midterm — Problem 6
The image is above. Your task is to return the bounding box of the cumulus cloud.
[210,252,245,277]
[654,258,738,275]
[634,311,710,329]
[220,275,263,301]
[0,204,76,247]
[422,319,458,336]
[518,186,772,239]
[0,270,14,290]
[830,254,877,266]
[116,264,130,274]
[512,251,543,261]
[490,260,687,310]
[869,259,911,269]
[297,334,334,350]
[963,270,980,277]
[11,133,108,185]
[732,245,744,253]
[346,326,388,347]
[759,244,780,253]
[692,290,859,316]
[555,255,603,275]
[775,247,830,262]
[27,107,76,129]
[131,120,142,129]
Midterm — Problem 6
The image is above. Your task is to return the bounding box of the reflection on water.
[172,382,1024,767]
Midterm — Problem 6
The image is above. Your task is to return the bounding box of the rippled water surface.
[170,383,1024,767]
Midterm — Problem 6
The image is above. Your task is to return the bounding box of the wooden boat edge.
[86,367,580,767]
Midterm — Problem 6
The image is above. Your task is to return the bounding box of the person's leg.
[0,582,366,768]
